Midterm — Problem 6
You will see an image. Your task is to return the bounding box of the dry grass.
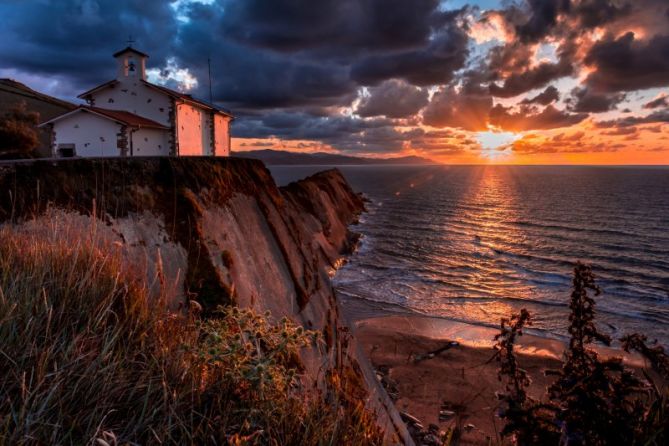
[0,224,382,445]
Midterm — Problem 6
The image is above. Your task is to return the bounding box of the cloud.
[356,80,429,118]
[146,58,199,92]
[584,32,669,93]
[601,126,638,136]
[596,108,669,127]
[489,104,588,131]
[552,130,585,142]
[507,133,619,154]
[174,0,469,112]
[1,0,667,159]
[175,9,357,110]
[489,60,572,98]
[349,24,469,86]
[220,0,442,54]
[508,0,570,43]
[567,87,626,113]
[573,0,633,28]
[521,86,560,105]
[423,81,587,133]
[0,0,178,87]
[643,93,669,109]
[422,86,493,131]
[484,33,574,98]
[232,110,418,154]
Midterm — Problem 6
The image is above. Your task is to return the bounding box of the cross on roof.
[127,35,135,47]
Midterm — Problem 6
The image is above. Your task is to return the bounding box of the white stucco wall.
[52,111,123,157]
[80,77,231,157]
[89,80,172,126]
[131,128,170,157]
[176,102,210,156]
[214,115,231,157]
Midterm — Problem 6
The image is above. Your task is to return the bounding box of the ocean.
[270,165,669,347]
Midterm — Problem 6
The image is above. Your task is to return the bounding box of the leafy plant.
[494,309,559,445]
[0,101,40,158]
[548,263,644,445]
[495,262,668,446]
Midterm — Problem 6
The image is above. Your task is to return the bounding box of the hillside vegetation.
[0,225,383,445]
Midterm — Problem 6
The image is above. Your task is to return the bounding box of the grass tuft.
[0,225,382,445]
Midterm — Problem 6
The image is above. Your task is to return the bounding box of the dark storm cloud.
[0,0,178,87]
[567,87,625,113]
[233,110,396,144]
[506,0,570,43]
[503,0,633,43]
[168,0,472,154]
[349,24,469,86]
[356,80,429,119]
[220,0,441,54]
[521,86,560,105]
[573,0,632,28]
[173,3,358,111]
[173,0,469,114]
[279,116,415,154]
[584,32,669,93]
[212,0,471,89]
[489,60,572,98]
[0,0,468,113]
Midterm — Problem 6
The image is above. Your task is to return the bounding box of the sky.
[0,0,668,164]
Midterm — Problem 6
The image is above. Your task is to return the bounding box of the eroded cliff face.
[0,157,412,445]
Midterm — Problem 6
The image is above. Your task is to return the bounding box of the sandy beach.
[353,314,648,445]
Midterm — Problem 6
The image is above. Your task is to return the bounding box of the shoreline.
[351,313,649,445]
[340,292,648,364]
[354,313,647,366]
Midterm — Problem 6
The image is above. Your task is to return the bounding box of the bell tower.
[113,45,148,81]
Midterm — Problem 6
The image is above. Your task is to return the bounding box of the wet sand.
[354,314,647,445]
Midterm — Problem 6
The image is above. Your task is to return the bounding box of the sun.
[475,130,521,159]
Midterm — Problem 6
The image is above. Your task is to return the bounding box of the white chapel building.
[41,47,233,158]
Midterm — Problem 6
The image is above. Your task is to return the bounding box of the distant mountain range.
[233,149,435,165]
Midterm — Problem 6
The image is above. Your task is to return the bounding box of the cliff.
[0,157,412,444]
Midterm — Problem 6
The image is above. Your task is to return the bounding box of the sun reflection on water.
[430,166,535,327]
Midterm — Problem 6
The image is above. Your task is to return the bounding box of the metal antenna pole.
[208,57,213,104]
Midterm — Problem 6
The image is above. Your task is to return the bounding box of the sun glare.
[476,131,520,149]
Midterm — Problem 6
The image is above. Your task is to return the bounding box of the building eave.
[77,80,119,99]
[39,106,169,130]
[112,46,149,58]
[141,80,235,119]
